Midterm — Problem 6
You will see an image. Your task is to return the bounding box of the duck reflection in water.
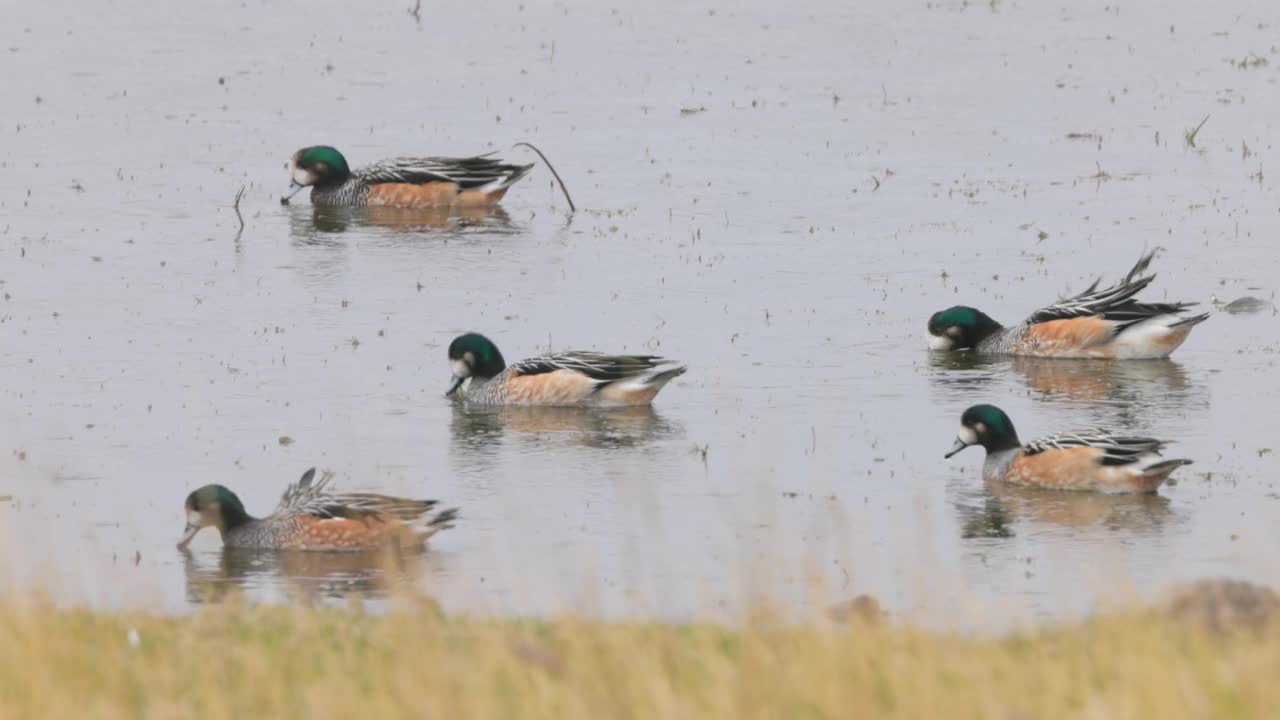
[957,481,1178,539]
[449,404,680,454]
[1008,356,1193,404]
[180,545,441,607]
[929,353,1199,408]
[290,204,521,239]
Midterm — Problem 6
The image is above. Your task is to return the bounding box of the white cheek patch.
[957,426,978,445]
[291,167,317,186]
[450,359,472,379]
[928,334,955,351]
[187,509,204,526]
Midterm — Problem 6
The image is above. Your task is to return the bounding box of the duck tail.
[494,162,535,189]
[594,360,687,405]
[1143,458,1193,476]
[1107,307,1207,358]
[1169,311,1211,328]
[1129,457,1191,492]
[404,506,458,545]
[424,506,459,535]
[638,361,688,389]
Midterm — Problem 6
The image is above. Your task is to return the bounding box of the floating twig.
[1185,114,1210,148]
[513,141,576,213]
[232,186,246,231]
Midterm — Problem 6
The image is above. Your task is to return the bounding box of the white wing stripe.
[1025,430,1167,465]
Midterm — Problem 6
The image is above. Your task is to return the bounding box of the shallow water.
[1,0,1279,628]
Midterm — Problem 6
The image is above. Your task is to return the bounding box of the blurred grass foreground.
[2,579,1278,719]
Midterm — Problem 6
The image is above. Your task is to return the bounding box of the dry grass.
[0,595,1278,719]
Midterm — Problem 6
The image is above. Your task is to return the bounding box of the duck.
[281,146,533,208]
[944,404,1192,493]
[928,250,1208,358]
[176,468,458,551]
[446,332,687,406]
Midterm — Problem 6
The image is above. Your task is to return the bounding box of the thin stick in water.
[1185,114,1210,148]
[513,142,576,213]
[233,186,246,231]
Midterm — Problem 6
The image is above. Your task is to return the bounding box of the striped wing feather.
[1024,431,1166,467]
[1023,250,1199,330]
[358,154,533,188]
[275,468,331,514]
[274,468,444,522]
[509,351,672,382]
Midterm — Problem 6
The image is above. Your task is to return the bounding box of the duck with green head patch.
[944,404,1192,493]
[928,250,1208,358]
[282,146,533,208]
[177,468,458,551]
[446,332,687,407]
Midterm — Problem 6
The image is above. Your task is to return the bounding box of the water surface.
[1,0,1279,628]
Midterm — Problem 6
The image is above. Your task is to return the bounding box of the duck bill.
[176,523,200,549]
[445,376,465,397]
[944,437,971,459]
[280,180,304,205]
